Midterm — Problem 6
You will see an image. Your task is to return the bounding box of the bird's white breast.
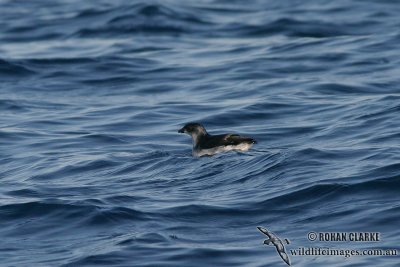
[193,143,253,157]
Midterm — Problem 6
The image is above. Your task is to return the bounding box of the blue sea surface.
[1,0,399,266]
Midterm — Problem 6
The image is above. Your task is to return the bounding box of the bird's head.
[178,122,208,140]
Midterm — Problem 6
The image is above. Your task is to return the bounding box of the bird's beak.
[178,127,185,133]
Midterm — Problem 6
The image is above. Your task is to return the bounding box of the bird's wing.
[275,240,290,266]
[257,227,273,238]
[225,134,256,145]
[277,248,291,266]
[223,134,242,144]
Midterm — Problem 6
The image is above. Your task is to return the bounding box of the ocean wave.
[75,3,212,37]
[0,58,35,76]
[0,201,97,221]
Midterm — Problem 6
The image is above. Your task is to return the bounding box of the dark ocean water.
[1,0,400,266]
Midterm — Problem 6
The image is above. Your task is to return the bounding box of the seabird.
[178,122,256,157]
[257,226,291,266]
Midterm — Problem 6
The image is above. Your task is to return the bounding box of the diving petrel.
[257,226,291,266]
[178,122,256,157]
